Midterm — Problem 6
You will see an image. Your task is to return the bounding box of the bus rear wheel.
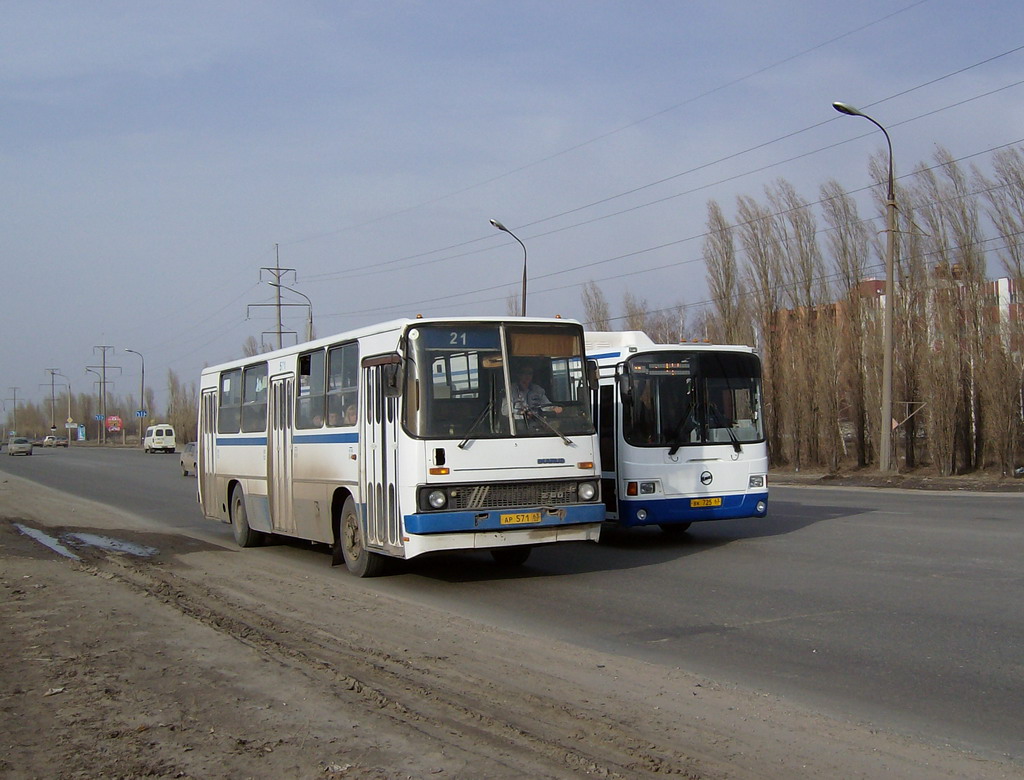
[339,497,387,577]
[491,546,532,566]
[231,486,265,548]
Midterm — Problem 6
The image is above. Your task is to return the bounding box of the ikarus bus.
[198,317,604,576]
[586,331,768,534]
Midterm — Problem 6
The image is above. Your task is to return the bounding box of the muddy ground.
[1,473,1019,779]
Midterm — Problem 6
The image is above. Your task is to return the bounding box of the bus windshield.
[404,322,594,440]
[622,351,763,449]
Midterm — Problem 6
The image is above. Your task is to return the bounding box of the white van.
[144,424,177,454]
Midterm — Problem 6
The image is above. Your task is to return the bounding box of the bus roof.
[585,330,756,363]
[201,316,585,376]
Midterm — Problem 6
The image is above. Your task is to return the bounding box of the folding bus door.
[199,389,219,519]
[361,360,403,555]
[267,375,296,534]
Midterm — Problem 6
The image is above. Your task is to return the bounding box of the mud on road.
[0,475,1015,779]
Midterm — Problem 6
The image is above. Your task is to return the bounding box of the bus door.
[268,374,296,534]
[199,389,219,518]
[362,357,403,554]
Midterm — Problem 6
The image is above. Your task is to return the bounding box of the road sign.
[135,409,148,418]
[94,414,104,421]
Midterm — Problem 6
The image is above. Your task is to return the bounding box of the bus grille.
[449,481,580,510]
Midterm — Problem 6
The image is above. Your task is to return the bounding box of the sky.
[4,0,1024,417]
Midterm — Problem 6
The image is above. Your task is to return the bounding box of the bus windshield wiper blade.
[458,402,493,449]
[525,408,573,446]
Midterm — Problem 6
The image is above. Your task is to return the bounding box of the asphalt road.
[3,445,1023,763]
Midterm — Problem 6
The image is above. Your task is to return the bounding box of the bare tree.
[580,280,612,330]
[622,291,648,331]
[821,178,871,466]
[703,200,748,343]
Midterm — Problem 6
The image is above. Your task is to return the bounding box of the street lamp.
[268,283,314,341]
[55,372,73,445]
[125,349,145,447]
[490,219,528,316]
[833,101,897,473]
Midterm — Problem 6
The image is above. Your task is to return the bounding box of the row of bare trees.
[5,370,199,444]
[582,146,1024,476]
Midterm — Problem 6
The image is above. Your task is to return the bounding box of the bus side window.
[218,369,242,433]
[327,342,359,426]
[297,350,326,428]
[241,363,268,432]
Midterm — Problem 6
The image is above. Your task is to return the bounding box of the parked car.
[180,442,197,476]
[43,435,57,447]
[144,424,176,454]
[8,437,33,456]
[55,437,68,447]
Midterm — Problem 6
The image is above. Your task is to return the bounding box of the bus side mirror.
[615,363,632,405]
[382,355,404,397]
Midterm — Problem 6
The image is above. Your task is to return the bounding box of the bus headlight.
[578,481,597,501]
[428,489,448,509]
[749,475,765,488]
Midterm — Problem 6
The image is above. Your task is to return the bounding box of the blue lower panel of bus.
[617,491,768,526]
[404,503,606,534]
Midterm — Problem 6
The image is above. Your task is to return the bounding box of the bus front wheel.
[659,523,691,537]
[339,497,387,577]
[231,486,265,548]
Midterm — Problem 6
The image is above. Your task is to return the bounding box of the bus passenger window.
[218,369,242,433]
[297,350,326,428]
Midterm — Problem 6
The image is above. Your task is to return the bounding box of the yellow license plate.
[500,511,542,525]
[690,497,722,508]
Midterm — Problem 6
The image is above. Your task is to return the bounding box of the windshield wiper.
[708,402,741,453]
[524,408,573,446]
[667,407,696,457]
[458,401,493,449]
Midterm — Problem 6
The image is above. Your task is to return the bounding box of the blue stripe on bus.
[215,433,359,446]
[587,350,622,360]
[404,503,605,534]
[616,491,768,526]
[293,432,359,444]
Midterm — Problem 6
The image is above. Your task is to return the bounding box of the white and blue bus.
[198,317,604,576]
[586,331,768,534]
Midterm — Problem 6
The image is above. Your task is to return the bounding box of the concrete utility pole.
[4,387,19,435]
[44,368,60,432]
[88,346,120,445]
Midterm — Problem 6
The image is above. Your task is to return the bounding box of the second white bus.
[586,331,768,534]
[199,317,604,576]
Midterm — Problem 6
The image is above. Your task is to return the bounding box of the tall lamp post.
[125,349,145,447]
[490,219,528,316]
[55,372,73,445]
[833,101,897,473]
[268,283,314,341]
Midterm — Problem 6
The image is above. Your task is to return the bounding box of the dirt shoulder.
[1,474,1019,779]
[770,466,1024,492]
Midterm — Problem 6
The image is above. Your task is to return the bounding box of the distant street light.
[55,372,73,445]
[268,283,314,341]
[125,349,145,447]
[490,219,528,316]
[833,100,897,473]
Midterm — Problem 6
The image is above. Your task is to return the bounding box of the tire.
[230,486,265,548]
[659,522,691,537]
[491,546,532,566]
[338,497,386,577]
